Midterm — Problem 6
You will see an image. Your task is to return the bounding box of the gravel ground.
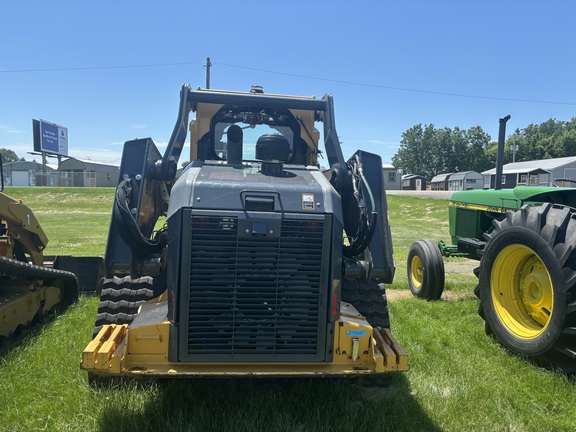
[385,190,453,200]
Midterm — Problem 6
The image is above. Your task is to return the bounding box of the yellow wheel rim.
[410,255,424,288]
[491,244,553,340]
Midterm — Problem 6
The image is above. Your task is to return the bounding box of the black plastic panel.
[180,211,329,362]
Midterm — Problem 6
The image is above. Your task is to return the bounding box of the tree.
[393,117,576,181]
[558,128,576,157]
[392,124,493,179]
[447,127,467,172]
[392,123,442,179]
[0,148,23,163]
[392,123,425,176]
[509,118,575,161]
[433,127,454,173]
[465,126,492,172]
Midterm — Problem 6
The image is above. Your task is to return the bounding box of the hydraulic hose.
[113,179,164,254]
[343,155,378,257]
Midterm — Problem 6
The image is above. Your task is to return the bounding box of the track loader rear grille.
[186,215,325,360]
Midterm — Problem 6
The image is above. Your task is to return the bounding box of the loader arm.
[157,84,193,181]
[0,192,47,265]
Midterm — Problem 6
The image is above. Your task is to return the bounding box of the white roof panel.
[482,156,576,175]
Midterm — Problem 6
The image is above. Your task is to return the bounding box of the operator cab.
[197,106,307,165]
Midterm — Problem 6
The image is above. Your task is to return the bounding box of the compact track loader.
[0,156,79,337]
[81,85,408,381]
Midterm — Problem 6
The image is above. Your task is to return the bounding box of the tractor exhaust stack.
[494,115,511,190]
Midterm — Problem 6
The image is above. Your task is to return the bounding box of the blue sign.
[33,119,68,156]
[40,122,59,153]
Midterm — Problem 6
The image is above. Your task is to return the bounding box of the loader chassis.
[82,86,407,379]
[0,181,79,337]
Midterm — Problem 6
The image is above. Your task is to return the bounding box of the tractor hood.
[450,186,576,210]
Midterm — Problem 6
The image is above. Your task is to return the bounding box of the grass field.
[1,187,574,432]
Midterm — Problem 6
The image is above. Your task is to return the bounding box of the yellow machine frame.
[82,295,407,378]
[0,192,48,266]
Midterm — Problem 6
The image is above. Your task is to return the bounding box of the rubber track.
[97,300,148,314]
[93,276,162,337]
[0,255,78,285]
[0,255,79,305]
[341,279,390,329]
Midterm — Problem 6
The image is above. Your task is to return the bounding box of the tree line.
[391,118,576,180]
[0,148,26,163]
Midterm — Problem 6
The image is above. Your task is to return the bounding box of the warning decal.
[302,193,315,210]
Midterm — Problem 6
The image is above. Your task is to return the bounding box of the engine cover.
[167,161,343,363]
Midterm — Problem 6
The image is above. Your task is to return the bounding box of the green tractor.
[408,116,576,371]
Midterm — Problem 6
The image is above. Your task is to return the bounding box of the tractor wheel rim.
[410,255,424,288]
[491,244,553,339]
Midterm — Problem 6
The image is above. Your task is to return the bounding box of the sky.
[2,1,576,166]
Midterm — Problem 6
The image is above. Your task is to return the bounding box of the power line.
[215,62,576,107]
[2,59,575,107]
[0,61,202,73]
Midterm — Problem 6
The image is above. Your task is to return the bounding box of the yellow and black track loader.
[81,85,408,382]
[0,156,79,337]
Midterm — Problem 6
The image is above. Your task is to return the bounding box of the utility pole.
[205,57,212,89]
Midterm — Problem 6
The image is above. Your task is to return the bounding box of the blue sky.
[1,1,575,165]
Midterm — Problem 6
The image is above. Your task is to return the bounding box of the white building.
[482,156,576,188]
[58,158,120,187]
[2,161,57,186]
[382,163,402,190]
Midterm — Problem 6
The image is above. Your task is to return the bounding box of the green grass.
[386,195,449,282]
[3,187,114,257]
[1,189,575,431]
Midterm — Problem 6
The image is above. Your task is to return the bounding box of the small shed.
[402,174,427,191]
[58,158,119,187]
[382,163,402,190]
[448,171,484,191]
[430,173,452,191]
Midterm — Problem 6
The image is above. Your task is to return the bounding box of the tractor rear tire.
[341,279,390,329]
[476,203,576,370]
[407,240,445,300]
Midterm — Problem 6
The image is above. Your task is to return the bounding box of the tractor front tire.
[477,203,576,369]
[407,240,445,300]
